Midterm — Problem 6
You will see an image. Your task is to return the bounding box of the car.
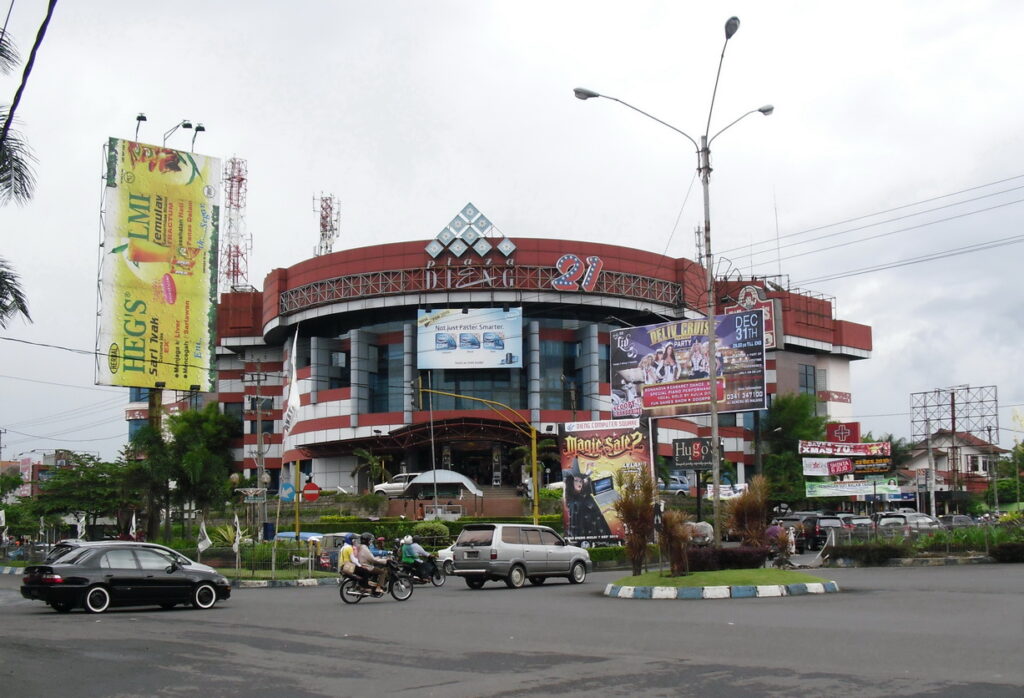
[451,523,592,589]
[938,515,975,530]
[801,515,845,550]
[837,513,873,530]
[876,512,943,535]
[659,475,691,495]
[436,544,454,574]
[44,539,217,574]
[372,473,419,497]
[21,542,231,614]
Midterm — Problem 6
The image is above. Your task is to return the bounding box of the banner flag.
[198,519,212,553]
[129,513,137,539]
[282,327,300,446]
[232,513,241,553]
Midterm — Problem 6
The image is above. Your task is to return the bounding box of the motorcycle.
[402,554,446,587]
[339,558,414,604]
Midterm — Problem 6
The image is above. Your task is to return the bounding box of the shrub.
[717,546,771,570]
[411,521,449,543]
[989,542,1024,563]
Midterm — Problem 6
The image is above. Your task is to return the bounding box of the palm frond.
[0,255,31,327]
[0,108,37,206]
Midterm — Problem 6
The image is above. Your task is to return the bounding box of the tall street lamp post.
[575,16,772,545]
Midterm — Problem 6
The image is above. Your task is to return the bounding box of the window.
[223,402,244,436]
[101,549,138,569]
[540,340,581,410]
[501,527,522,544]
[798,364,816,395]
[128,418,147,440]
[522,528,543,545]
[129,387,150,403]
[135,549,173,570]
[539,529,562,546]
[368,343,404,413]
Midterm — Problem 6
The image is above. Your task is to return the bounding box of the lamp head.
[194,123,206,133]
[182,120,193,130]
[758,104,774,116]
[136,113,147,123]
[724,16,740,40]
[573,87,601,100]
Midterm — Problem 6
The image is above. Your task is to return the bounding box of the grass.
[614,568,829,587]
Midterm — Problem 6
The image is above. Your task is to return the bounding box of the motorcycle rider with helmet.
[401,535,433,580]
[355,532,388,589]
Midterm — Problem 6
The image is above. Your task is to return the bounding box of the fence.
[824,524,1009,556]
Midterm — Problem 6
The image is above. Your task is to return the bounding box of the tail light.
[24,572,64,584]
[490,548,497,560]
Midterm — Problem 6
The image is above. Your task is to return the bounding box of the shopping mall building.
[131,205,873,495]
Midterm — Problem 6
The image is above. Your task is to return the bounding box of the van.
[451,523,592,589]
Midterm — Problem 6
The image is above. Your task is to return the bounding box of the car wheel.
[84,585,111,614]
[339,578,364,604]
[442,559,454,575]
[465,576,486,589]
[390,577,414,601]
[528,576,546,585]
[159,602,176,610]
[568,561,587,584]
[192,583,217,610]
[505,565,526,589]
[51,600,75,613]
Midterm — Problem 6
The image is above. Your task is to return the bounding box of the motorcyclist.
[355,532,388,589]
[401,535,432,580]
[338,533,356,574]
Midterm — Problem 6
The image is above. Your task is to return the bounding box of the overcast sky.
[2,1,1022,462]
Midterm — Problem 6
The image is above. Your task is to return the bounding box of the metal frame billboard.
[416,307,522,369]
[609,310,766,418]
[96,139,220,391]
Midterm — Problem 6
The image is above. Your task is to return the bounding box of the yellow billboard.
[96,138,220,391]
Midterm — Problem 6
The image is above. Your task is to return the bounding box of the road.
[1,564,1022,697]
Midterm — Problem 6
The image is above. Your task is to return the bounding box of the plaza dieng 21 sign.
[97,138,221,392]
[609,310,766,419]
[416,307,522,369]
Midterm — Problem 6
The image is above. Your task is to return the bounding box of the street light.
[162,119,193,147]
[575,16,772,545]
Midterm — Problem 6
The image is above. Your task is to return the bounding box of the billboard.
[798,440,891,457]
[97,139,220,391]
[416,307,522,369]
[806,480,901,498]
[672,437,715,471]
[559,419,651,545]
[609,310,766,419]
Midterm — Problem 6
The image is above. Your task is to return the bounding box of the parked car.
[436,544,454,574]
[876,512,943,535]
[21,542,231,614]
[837,514,873,530]
[938,515,975,530]
[372,473,418,497]
[659,475,691,495]
[798,515,844,550]
[451,523,592,589]
[44,539,216,574]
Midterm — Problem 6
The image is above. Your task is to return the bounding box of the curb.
[233,577,340,589]
[1,566,25,575]
[604,581,840,600]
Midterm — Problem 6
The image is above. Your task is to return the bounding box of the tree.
[612,466,657,576]
[127,424,176,541]
[352,448,392,488]
[166,403,236,535]
[0,256,31,329]
[509,437,560,487]
[32,454,129,530]
[762,393,828,509]
[0,469,23,498]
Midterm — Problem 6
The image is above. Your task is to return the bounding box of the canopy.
[406,469,484,497]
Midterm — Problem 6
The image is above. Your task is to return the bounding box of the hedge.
[989,542,1024,563]
[830,542,911,566]
[312,514,564,548]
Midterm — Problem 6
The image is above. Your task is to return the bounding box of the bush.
[831,542,910,566]
[989,542,1024,563]
[717,546,771,570]
[411,521,450,543]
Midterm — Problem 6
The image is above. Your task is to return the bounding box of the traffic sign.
[279,482,296,503]
[302,482,321,502]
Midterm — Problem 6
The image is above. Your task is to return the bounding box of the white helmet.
[402,535,413,545]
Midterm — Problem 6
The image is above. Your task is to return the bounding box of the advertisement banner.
[672,437,715,471]
[828,459,854,475]
[97,138,220,391]
[826,422,861,443]
[798,440,891,457]
[851,457,893,474]
[802,457,833,477]
[805,480,901,497]
[705,482,748,499]
[416,307,522,369]
[609,310,766,419]
[723,285,781,350]
[559,419,651,545]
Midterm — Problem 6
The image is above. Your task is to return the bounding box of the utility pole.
[988,426,998,515]
[244,363,270,527]
[926,419,937,516]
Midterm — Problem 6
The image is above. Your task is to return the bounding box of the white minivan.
[451,523,592,589]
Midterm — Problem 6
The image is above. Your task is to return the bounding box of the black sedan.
[21,542,231,613]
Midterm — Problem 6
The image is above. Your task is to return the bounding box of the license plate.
[464,551,478,559]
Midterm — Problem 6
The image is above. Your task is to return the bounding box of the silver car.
[451,523,592,589]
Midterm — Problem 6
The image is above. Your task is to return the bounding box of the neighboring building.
[903,429,1007,511]
[200,207,872,495]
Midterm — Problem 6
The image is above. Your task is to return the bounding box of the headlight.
[215,575,230,585]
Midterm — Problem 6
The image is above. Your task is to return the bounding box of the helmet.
[343,534,354,545]
[359,532,373,544]
[401,535,412,545]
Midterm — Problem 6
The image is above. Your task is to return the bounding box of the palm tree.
[353,448,392,489]
[1,33,36,328]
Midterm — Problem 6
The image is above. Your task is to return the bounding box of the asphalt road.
[1,564,1022,697]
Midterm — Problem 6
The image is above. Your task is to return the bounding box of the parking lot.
[1,563,1022,696]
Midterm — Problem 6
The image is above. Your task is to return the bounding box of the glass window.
[101,549,139,569]
[798,364,816,395]
[540,341,581,410]
[223,402,244,436]
[128,418,147,440]
[369,343,404,413]
[522,529,542,545]
[249,419,274,435]
[501,527,522,544]
[539,529,562,546]
[135,549,173,570]
[129,386,150,403]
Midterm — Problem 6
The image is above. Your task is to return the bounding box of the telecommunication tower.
[314,193,340,256]
[220,157,252,292]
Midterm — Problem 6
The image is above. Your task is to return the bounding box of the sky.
[2,1,1023,463]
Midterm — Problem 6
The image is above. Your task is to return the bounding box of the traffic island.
[604,580,840,599]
